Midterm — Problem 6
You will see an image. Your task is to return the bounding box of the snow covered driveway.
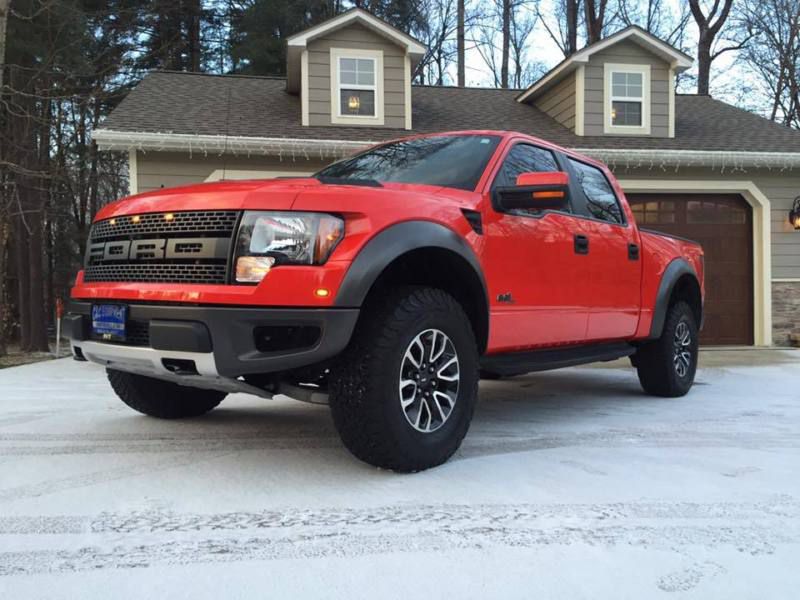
[1,351,799,598]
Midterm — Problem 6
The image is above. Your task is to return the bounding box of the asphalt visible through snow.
[0,351,799,598]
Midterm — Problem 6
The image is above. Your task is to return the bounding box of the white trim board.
[287,8,426,57]
[619,179,773,346]
[128,149,138,195]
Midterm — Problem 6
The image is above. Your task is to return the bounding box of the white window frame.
[330,48,384,126]
[604,63,650,135]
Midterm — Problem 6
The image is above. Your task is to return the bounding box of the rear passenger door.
[566,158,642,340]
[483,142,593,351]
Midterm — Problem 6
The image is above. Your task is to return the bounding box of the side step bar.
[480,342,635,377]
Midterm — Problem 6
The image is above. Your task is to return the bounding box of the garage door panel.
[628,193,753,346]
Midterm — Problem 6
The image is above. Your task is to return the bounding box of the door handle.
[628,243,640,261]
[574,234,589,255]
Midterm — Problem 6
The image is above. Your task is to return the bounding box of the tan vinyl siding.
[306,23,406,128]
[534,74,576,130]
[613,165,800,279]
[584,40,670,137]
[135,151,326,193]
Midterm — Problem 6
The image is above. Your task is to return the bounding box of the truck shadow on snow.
[176,367,689,468]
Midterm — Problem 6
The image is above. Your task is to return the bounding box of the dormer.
[516,26,692,138]
[286,9,426,129]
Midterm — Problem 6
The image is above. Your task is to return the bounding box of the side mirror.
[495,171,570,212]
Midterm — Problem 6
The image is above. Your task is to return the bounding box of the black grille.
[84,263,228,284]
[91,211,238,240]
[85,210,237,285]
[91,319,150,347]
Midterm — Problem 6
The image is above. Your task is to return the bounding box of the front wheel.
[634,301,699,397]
[107,370,226,418]
[329,287,479,472]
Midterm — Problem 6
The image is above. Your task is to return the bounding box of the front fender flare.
[334,220,488,309]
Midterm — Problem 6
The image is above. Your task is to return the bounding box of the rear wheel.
[107,369,226,418]
[634,301,699,397]
[329,286,479,472]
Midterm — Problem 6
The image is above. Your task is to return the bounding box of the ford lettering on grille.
[83,211,238,284]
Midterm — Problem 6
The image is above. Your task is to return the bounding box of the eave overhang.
[94,128,800,170]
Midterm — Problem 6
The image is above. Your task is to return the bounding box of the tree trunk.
[27,204,49,351]
[697,35,711,95]
[457,0,465,86]
[13,210,31,350]
[501,0,510,88]
[566,0,578,55]
[188,0,202,72]
[0,0,8,92]
[584,0,606,45]
[0,215,8,356]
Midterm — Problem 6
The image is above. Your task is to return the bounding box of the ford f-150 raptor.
[66,131,704,471]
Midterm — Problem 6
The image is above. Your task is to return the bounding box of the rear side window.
[568,158,624,224]
[492,144,559,189]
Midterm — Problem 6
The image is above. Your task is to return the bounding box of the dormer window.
[604,64,650,135]
[330,48,384,125]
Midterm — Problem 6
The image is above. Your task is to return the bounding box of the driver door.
[483,142,592,352]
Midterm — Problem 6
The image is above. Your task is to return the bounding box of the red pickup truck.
[67,131,704,471]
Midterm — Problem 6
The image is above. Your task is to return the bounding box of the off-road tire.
[329,286,479,472]
[107,369,226,418]
[634,301,699,397]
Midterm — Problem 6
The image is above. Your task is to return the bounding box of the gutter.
[574,148,800,170]
[92,129,376,160]
[93,129,800,169]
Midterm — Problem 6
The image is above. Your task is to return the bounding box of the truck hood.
[95,178,323,220]
[95,178,477,221]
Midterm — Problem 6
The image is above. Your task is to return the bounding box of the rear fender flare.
[649,258,699,338]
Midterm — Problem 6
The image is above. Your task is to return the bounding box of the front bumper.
[66,301,359,379]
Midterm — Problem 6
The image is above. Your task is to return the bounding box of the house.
[93,8,800,347]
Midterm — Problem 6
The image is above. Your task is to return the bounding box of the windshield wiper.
[315,176,383,188]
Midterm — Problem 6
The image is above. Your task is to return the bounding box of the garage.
[627,194,754,346]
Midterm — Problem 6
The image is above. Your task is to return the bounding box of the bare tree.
[476,0,538,87]
[688,0,736,95]
[584,0,610,44]
[501,0,511,87]
[739,0,800,126]
[457,0,465,85]
[538,0,587,57]
[510,5,540,87]
[0,0,8,91]
[617,0,691,47]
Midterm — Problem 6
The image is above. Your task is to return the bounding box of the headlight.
[234,211,344,283]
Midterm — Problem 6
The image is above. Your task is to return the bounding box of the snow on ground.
[0,351,799,598]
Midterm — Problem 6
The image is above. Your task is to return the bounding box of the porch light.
[348,95,360,111]
[790,197,800,230]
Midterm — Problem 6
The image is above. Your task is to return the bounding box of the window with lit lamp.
[330,48,383,125]
[604,63,650,135]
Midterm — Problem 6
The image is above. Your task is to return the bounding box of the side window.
[493,143,559,189]
[568,158,624,224]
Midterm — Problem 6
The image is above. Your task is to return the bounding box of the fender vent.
[461,209,483,235]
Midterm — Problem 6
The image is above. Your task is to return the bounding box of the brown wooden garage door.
[627,194,753,346]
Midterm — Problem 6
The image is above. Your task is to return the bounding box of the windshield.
[314,134,502,191]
